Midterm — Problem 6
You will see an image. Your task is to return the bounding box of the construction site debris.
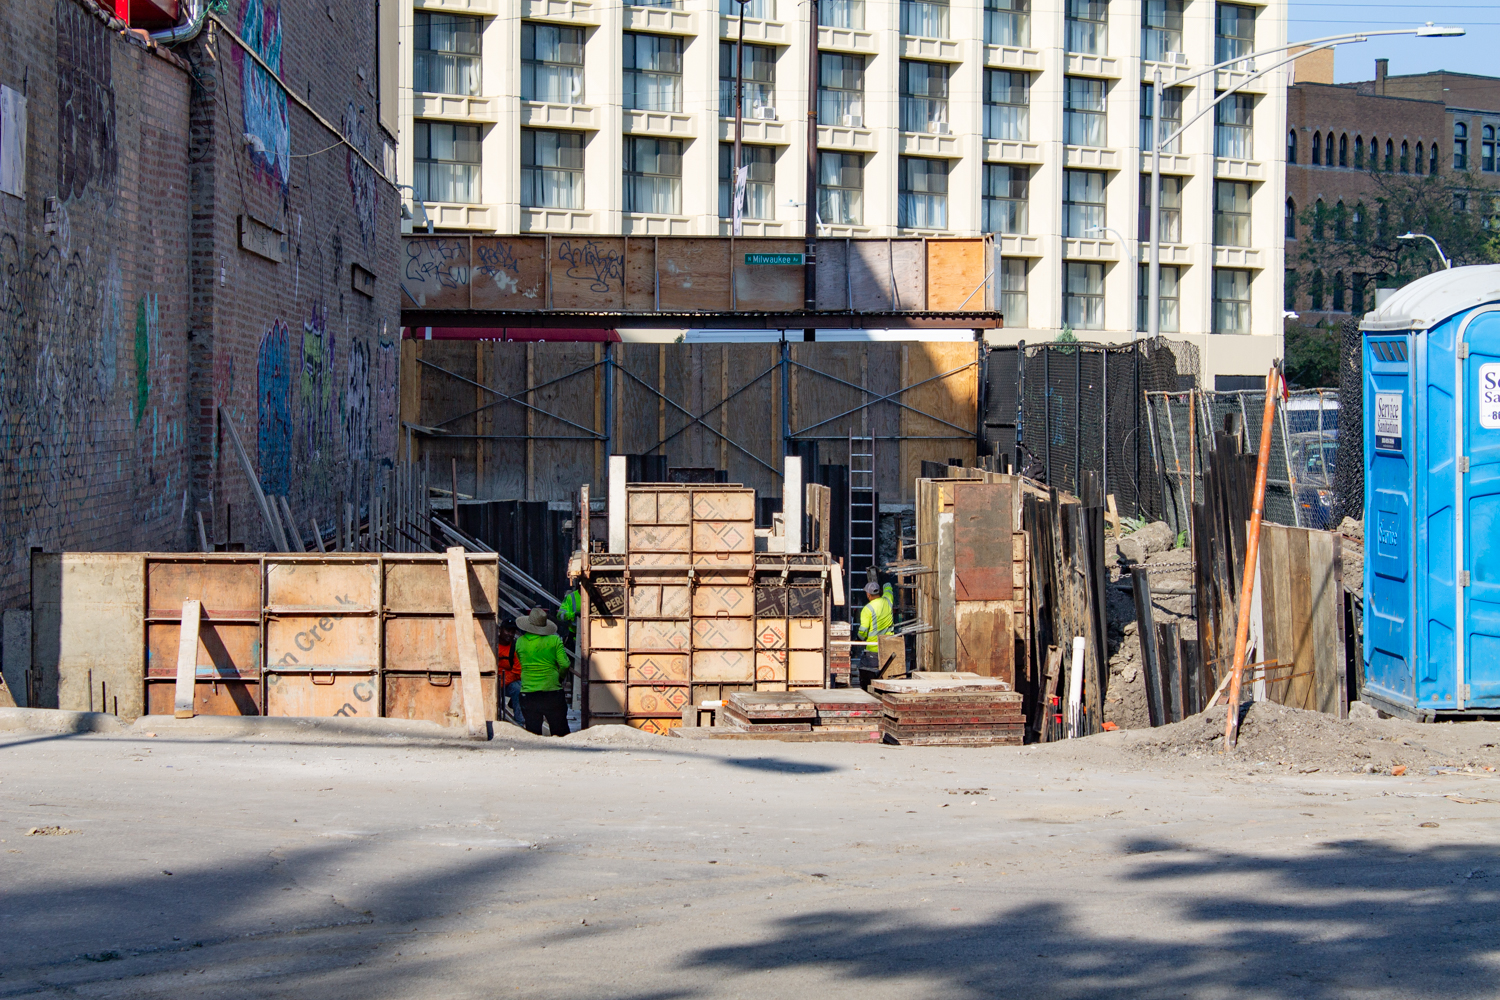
[1115,521,1176,565]
[874,672,1025,746]
[721,691,817,732]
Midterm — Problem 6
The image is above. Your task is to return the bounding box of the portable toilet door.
[1361,265,1500,717]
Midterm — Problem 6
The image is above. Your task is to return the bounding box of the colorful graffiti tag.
[256,319,292,497]
[239,0,290,190]
[342,102,380,252]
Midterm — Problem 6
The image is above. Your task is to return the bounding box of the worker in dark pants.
[497,621,522,727]
[858,579,895,679]
[516,607,572,736]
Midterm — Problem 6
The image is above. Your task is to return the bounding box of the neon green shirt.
[858,584,895,652]
[516,633,571,693]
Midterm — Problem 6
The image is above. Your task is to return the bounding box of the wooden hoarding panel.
[848,239,925,312]
[953,481,1014,601]
[813,238,850,311]
[625,237,658,312]
[402,236,471,310]
[531,343,601,501]
[470,236,547,311]
[925,239,988,312]
[657,239,732,312]
[732,238,806,311]
[693,649,755,682]
[549,236,627,311]
[954,602,1015,684]
[899,343,979,499]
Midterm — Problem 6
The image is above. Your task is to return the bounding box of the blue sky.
[1288,2,1498,82]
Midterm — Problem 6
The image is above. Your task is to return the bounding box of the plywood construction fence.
[30,552,501,727]
[401,235,997,316]
[401,341,979,503]
[579,484,836,734]
[1254,523,1347,717]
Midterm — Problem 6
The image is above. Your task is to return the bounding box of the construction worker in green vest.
[857,579,895,675]
[557,583,581,647]
[515,607,572,737]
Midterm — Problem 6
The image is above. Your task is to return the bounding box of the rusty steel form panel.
[143,556,264,718]
[385,673,499,725]
[263,558,381,718]
[953,482,1014,601]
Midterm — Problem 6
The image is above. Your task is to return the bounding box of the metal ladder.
[848,432,876,610]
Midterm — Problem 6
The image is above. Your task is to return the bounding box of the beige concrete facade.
[396,0,1287,379]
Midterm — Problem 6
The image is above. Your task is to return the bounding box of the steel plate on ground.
[628,619,691,651]
[266,615,378,671]
[146,622,260,678]
[145,559,260,618]
[385,672,497,726]
[266,560,379,611]
[385,617,496,672]
[146,679,261,716]
[384,558,498,615]
[692,618,754,649]
[628,652,690,684]
[692,649,755,682]
[264,671,379,717]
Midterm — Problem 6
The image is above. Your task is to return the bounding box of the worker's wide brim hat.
[516,608,557,635]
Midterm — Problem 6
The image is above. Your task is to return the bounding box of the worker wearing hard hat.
[857,579,895,674]
[515,607,572,737]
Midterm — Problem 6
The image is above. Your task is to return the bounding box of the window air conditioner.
[930,121,951,135]
[842,114,863,128]
[755,106,778,120]
[1169,51,1188,65]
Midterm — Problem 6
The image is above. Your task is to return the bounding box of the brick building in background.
[1285,56,1500,320]
[0,0,400,612]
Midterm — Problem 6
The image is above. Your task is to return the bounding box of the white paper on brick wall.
[0,85,25,199]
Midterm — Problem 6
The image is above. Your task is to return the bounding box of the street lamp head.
[1415,24,1464,36]
[1398,232,1419,240]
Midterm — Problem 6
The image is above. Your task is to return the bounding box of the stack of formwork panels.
[581,484,835,734]
[874,672,1024,746]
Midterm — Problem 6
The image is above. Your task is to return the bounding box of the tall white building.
[397,0,1286,375]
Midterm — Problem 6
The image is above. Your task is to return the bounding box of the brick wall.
[0,0,400,611]
[1285,82,1447,317]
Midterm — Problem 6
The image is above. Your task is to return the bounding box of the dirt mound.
[1117,700,1500,774]
[561,724,676,747]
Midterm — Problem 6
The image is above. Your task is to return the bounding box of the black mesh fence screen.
[987,337,1198,521]
[1335,316,1364,525]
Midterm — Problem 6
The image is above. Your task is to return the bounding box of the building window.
[623,137,683,214]
[1064,262,1105,330]
[901,61,951,133]
[1215,180,1251,246]
[521,129,584,209]
[1368,136,1378,169]
[1400,140,1410,173]
[1000,259,1028,327]
[521,24,584,104]
[719,144,774,220]
[1063,169,1106,238]
[1139,173,1181,242]
[1215,3,1255,64]
[1338,133,1348,167]
[1333,271,1346,312]
[819,0,865,29]
[985,70,1029,140]
[818,151,864,225]
[898,157,949,229]
[1431,142,1440,174]
[1324,131,1334,166]
[1453,123,1468,170]
[983,164,1029,234]
[631,0,682,9]
[1285,197,1296,239]
[1334,200,1347,240]
[1309,269,1324,310]
[415,12,483,96]
[1213,268,1251,334]
[1287,129,1297,164]
[985,0,1030,47]
[720,42,776,118]
[413,122,481,204]
[1215,93,1253,159]
[1354,134,1364,169]
[1065,0,1108,56]
[819,54,865,126]
[1351,273,1367,314]
[1284,269,1298,310]
[902,0,949,38]
[1313,197,1325,239]
[1141,0,1183,61]
[1352,201,1366,240]
[1483,126,1496,171]
[624,34,684,112]
[1416,141,1425,175]
[1384,139,1394,171]
[1311,130,1321,166]
[1065,77,1107,147]
[1141,85,1183,153]
[722,0,773,17]
[1137,264,1180,332]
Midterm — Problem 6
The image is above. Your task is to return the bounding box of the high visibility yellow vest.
[858,585,895,652]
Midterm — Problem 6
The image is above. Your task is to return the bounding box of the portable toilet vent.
[1360,265,1500,719]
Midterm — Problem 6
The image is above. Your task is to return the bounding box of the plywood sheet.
[146,622,261,680]
[385,558,498,615]
[692,520,754,553]
[732,238,806,311]
[531,342,601,502]
[693,618,755,649]
[385,617,497,672]
[146,679,261,717]
[722,345,779,499]
[588,649,627,681]
[787,618,826,650]
[470,236,547,310]
[788,650,824,684]
[37,553,145,719]
[814,238,850,311]
[953,481,1013,601]
[955,602,1015,684]
[266,561,379,611]
[692,490,755,521]
[629,524,691,551]
[899,343,979,499]
[550,236,627,311]
[589,682,626,715]
[756,619,787,648]
[848,240,924,311]
[590,617,626,649]
[755,650,788,682]
[629,619,691,651]
[657,239,732,311]
[625,237,658,312]
[628,652,690,684]
[694,585,754,617]
[146,559,261,618]
[266,616,379,671]
[925,239,988,312]
[402,235,471,310]
[385,673,499,725]
[694,649,755,682]
[628,685,691,715]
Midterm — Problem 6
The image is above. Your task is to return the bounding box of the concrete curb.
[0,708,499,741]
[0,708,125,734]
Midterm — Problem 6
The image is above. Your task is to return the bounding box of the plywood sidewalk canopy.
[399,235,1002,327]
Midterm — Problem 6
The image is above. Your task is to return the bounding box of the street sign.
[744,253,804,265]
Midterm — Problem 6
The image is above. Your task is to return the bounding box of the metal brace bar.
[417,357,604,439]
[614,365,783,476]
[788,359,980,438]
[633,360,781,456]
[432,359,606,430]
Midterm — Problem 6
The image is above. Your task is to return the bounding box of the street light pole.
[1398,231,1452,269]
[1089,225,1136,335]
[1143,24,1463,343]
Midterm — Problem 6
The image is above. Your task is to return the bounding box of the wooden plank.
[1285,527,1316,711]
[657,239,732,312]
[549,236,627,311]
[953,481,1013,600]
[446,547,491,740]
[1262,522,1293,705]
[172,600,202,719]
[925,239,988,311]
[954,602,1014,684]
[732,238,806,311]
[1158,622,1182,723]
[1132,566,1165,727]
[1308,529,1344,716]
[899,343,979,500]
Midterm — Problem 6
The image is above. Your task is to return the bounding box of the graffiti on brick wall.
[134,294,153,426]
[300,302,336,456]
[239,0,290,190]
[56,0,119,202]
[256,319,292,497]
[134,292,185,522]
[346,337,370,463]
[341,102,380,253]
[376,322,397,460]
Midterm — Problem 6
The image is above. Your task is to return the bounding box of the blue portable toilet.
[1360,265,1500,719]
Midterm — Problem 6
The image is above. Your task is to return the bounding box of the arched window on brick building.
[1339,133,1348,167]
[1326,132,1335,165]
[1312,131,1322,165]
[1400,140,1410,173]
[1416,142,1425,175]
[1288,129,1297,163]
[1354,135,1365,169]
[1385,139,1395,171]
[1286,197,1296,238]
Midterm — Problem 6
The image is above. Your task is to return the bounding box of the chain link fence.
[1146,387,1342,534]
[984,338,1199,521]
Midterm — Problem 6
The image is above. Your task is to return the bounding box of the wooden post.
[1131,566,1165,727]
[1225,367,1280,749]
[446,547,490,741]
[173,600,202,719]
